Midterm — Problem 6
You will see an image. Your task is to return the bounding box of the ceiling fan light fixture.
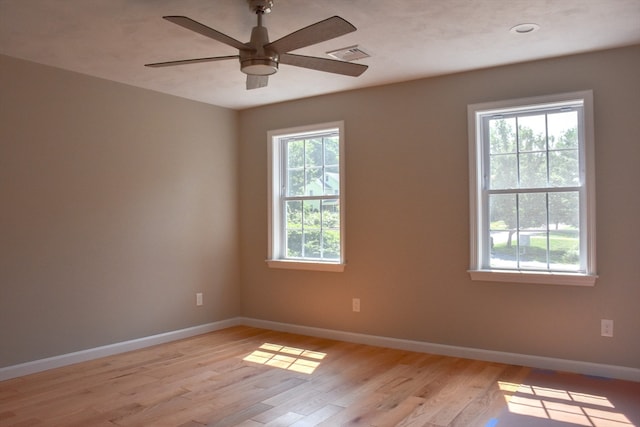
[241,58,278,75]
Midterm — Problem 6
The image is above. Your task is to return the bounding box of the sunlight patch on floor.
[498,381,634,426]
[243,343,327,374]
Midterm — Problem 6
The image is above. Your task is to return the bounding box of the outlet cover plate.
[601,319,613,337]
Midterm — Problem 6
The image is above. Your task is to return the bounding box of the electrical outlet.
[196,293,203,306]
[352,298,360,313]
[601,319,613,337]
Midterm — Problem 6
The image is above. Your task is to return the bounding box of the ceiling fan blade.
[280,53,368,77]
[265,16,356,53]
[145,55,239,68]
[246,75,269,90]
[163,16,249,51]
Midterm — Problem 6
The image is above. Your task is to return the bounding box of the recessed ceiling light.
[510,23,541,34]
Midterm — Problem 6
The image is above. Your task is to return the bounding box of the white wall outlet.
[352,298,360,313]
[196,293,203,306]
[601,319,613,337]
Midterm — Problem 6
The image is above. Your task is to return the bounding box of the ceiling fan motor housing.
[241,23,278,76]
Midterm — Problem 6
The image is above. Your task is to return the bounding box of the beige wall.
[0,55,241,367]
[2,45,638,372]
[238,45,640,369]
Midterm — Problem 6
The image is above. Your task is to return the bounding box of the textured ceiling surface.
[1,0,639,110]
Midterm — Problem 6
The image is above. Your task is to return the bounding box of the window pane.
[324,136,339,166]
[286,200,302,228]
[321,200,340,229]
[519,193,547,231]
[302,200,321,259]
[519,152,547,188]
[322,230,340,260]
[322,200,340,260]
[304,230,321,258]
[518,232,546,270]
[549,230,579,271]
[286,200,303,258]
[489,193,517,269]
[518,193,548,270]
[304,167,322,196]
[548,192,580,270]
[518,115,547,152]
[287,169,304,196]
[548,192,579,230]
[547,111,578,150]
[286,230,302,258]
[549,149,579,186]
[305,138,323,168]
[287,140,304,168]
[302,200,321,228]
[489,117,516,154]
[324,166,339,195]
[490,154,518,189]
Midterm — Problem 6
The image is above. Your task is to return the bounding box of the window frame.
[468,91,597,286]
[267,121,346,272]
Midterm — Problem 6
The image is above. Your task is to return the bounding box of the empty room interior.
[1,0,639,426]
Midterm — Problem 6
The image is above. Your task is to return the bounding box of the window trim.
[267,121,346,272]
[468,91,597,286]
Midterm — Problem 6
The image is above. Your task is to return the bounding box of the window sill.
[266,259,346,272]
[468,270,597,286]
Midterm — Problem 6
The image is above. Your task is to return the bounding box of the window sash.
[482,190,583,272]
[480,106,585,273]
[281,198,341,261]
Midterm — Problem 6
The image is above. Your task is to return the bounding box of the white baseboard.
[241,317,640,382]
[0,318,243,381]
[2,316,638,383]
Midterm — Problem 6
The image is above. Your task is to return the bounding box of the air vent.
[326,45,370,62]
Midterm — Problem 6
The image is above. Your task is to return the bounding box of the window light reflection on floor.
[243,343,327,374]
[498,381,633,426]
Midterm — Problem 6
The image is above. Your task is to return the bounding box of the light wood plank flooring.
[1,326,638,426]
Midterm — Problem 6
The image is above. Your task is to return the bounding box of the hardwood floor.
[0,326,638,426]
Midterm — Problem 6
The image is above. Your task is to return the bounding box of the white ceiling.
[1,0,639,110]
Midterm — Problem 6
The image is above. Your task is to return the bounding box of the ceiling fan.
[145,0,368,90]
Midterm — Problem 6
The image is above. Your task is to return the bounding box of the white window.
[468,91,597,285]
[267,121,345,272]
